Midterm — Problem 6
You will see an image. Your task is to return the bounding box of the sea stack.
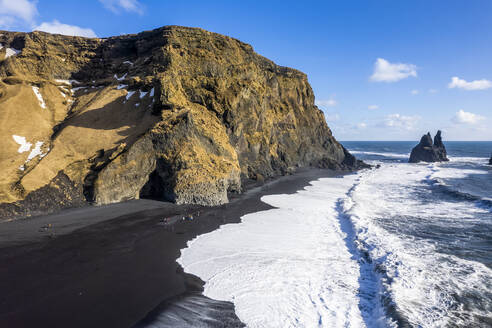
[409,130,449,163]
[489,154,492,165]
[0,26,364,219]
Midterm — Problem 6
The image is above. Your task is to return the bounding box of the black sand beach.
[0,169,344,328]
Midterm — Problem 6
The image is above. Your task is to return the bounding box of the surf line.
[334,173,396,328]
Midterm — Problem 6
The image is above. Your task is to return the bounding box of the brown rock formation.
[0,26,363,219]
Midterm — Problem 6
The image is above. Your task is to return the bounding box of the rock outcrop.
[0,26,364,219]
[409,131,449,163]
[489,154,492,165]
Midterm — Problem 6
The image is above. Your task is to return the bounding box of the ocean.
[171,142,492,327]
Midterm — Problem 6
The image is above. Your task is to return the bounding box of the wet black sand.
[0,169,343,328]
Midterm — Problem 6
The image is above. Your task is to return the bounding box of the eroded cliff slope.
[0,26,363,219]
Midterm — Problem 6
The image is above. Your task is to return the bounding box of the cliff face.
[0,26,362,219]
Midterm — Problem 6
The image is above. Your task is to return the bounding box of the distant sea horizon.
[341,140,492,159]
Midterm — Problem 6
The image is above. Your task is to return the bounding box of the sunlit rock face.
[0,26,360,219]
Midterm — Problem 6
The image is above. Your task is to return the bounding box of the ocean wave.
[349,150,489,165]
[431,179,492,208]
[178,175,393,327]
[349,151,409,159]
[448,156,490,164]
[428,165,492,206]
[177,162,491,327]
[345,164,492,327]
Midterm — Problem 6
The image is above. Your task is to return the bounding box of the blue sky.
[1,0,491,140]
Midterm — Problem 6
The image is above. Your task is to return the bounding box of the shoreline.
[0,168,346,328]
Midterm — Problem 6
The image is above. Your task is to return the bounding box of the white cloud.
[324,112,340,122]
[368,105,379,110]
[370,58,417,82]
[0,15,15,27]
[448,77,492,91]
[99,0,144,15]
[0,0,37,28]
[452,109,485,125]
[383,114,421,131]
[0,1,97,38]
[316,96,340,122]
[34,20,97,38]
[428,89,438,94]
[356,122,367,129]
[411,89,419,95]
[315,96,337,108]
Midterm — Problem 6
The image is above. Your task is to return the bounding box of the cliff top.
[0,25,307,80]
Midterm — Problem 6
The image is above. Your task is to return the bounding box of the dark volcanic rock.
[409,131,449,163]
[489,154,492,165]
[432,130,449,162]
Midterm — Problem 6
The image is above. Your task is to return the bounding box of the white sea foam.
[448,156,489,163]
[178,161,491,327]
[430,164,492,203]
[343,163,492,327]
[350,150,489,166]
[349,151,409,159]
[179,174,392,328]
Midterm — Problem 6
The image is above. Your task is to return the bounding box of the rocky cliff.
[409,131,449,163]
[0,26,363,219]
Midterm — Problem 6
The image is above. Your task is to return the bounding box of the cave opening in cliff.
[139,159,176,202]
[139,170,168,201]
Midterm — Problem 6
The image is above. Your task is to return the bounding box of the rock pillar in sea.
[409,130,449,163]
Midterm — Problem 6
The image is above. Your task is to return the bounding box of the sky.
[1,0,491,141]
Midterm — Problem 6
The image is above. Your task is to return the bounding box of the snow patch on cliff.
[1,44,21,58]
[12,135,32,153]
[32,86,46,109]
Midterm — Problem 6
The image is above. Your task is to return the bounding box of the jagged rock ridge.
[409,130,449,163]
[0,26,363,219]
